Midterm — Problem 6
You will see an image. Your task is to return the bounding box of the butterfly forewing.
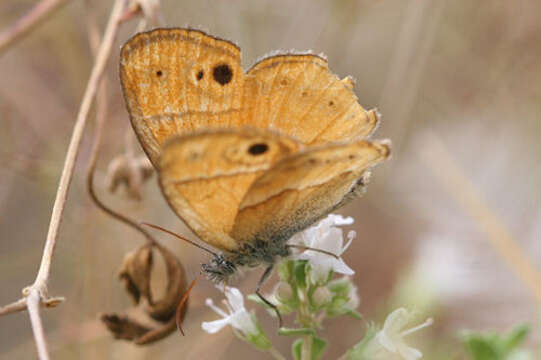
[243,54,378,145]
[120,28,244,165]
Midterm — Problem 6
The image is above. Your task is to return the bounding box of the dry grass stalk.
[0,0,69,55]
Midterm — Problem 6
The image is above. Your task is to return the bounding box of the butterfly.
[119,28,390,319]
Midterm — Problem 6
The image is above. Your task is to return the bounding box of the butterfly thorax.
[202,239,291,283]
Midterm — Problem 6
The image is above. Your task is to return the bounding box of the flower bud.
[275,281,294,303]
[312,286,332,307]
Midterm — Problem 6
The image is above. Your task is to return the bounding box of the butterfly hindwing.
[230,140,390,244]
[158,127,300,251]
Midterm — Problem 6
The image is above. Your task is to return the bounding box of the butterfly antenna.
[141,222,218,257]
[176,277,198,336]
[286,244,339,259]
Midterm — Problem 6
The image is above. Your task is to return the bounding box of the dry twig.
[85,2,158,246]
[0,0,133,358]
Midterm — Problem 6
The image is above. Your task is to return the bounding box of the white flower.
[289,214,355,283]
[202,286,259,336]
[363,308,433,360]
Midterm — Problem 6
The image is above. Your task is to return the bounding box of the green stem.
[301,334,312,360]
[267,347,287,360]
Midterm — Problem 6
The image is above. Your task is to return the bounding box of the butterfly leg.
[256,264,283,328]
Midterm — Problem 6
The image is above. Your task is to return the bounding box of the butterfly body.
[120,28,390,285]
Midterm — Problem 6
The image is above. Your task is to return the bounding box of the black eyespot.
[212,64,233,85]
[348,154,356,160]
[329,100,334,106]
[248,143,269,156]
[187,151,201,161]
[156,70,163,77]
[197,70,204,80]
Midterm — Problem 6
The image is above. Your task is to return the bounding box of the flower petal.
[230,311,259,335]
[225,287,245,312]
[397,343,423,360]
[330,258,355,276]
[202,318,231,334]
[377,330,398,352]
[383,308,410,335]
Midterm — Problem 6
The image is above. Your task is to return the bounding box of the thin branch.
[0,0,69,55]
[0,1,130,359]
[30,0,128,298]
[85,3,158,247]
[0,298,27,316]
[27,290,49,360]
[420,132,541,303]
[0,0,131,319]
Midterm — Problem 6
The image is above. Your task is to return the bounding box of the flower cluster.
[201,215,432,359]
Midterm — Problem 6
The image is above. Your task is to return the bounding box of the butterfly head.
[202,255,237,283]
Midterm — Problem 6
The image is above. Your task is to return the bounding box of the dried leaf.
[145,244,187,322]
[103,242,192,344]
[118,245,153,305]
[101,313,152,342]
[106,154,153,200]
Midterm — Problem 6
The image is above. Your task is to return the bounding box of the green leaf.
[503,325,529,353]
[295,261,308,289]
[279,327,316,336]
[292,338,303,360]
[461,324,531,360]
[346,325,378,360]
[312,336,328,360]
[278,260,295,282]
[463,335,501,360]
[345,310,363,320]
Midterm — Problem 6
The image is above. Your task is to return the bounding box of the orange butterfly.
[120,28,390,319]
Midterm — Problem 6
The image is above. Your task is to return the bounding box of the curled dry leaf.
[106,154,153,200]
[102,242,190,345]
[119,245,153,304]
[100,313,152,342]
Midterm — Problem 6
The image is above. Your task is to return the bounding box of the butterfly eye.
[156,70,163,77]
[248,143,269,156]
[212,64,233,85]
[196,70,204,80]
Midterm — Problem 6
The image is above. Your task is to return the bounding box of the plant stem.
[0,0,128,358]
[268,347,287,360]
[29,0,127,301]
[301,334,312,360]
[27,290,49,360]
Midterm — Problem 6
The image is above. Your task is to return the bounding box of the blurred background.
[1,0,540,358]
